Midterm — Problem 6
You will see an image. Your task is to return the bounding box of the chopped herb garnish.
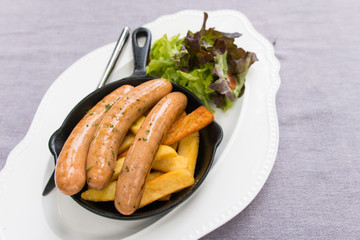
[126,96,129,99]
[125,166,129,172]
[138,108,142,112]
[86,124,89,127]
[133,121,137,125]
[89,112,93,115]
[111,150,115,156]
[142,137,148,141]
[145,129,150,134]
[116,129,120,132]
[105,104,112,111]
[109,124,114,128]
[86,166,93,172]
[108,161,111,166]
[136,98,139,101]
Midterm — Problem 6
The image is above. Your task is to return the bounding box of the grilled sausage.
[86,79,172,190]
[55,85,134,195]
[115,92,187,215]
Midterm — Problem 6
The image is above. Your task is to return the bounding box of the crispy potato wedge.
[110,157,125,181]
[170,142,179,151]
[162,106,213,145]
[130,116,146,134]
[146,171,171,201]
[116,146,177,181]
[146,171,164,181]
[139,169,194,208]
[81,181,116,202]
[157,194,171,201]
[154,145,178,161]
[177,131,200,176]
[177,111,187,120]
[119,145,177,168]
[152,155,188,172]
[119,149,128,158]
[118,133,135,154]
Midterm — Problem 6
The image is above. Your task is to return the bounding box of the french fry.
[139,169,194,208]
[118,133,135,154]
[121,144,177,160]
[146,171,164,181]
[177,131,200,176]
[162,106,213,145]
[177,111,187,120]
[152,155,188,172]
[130,116,146,134]
[119,149,128,158]
[115,146,177,182]
[146,171,171,201]
[81,181,116,202]
[167,112,185,151]
[154,145,178,161]
[110,157,125,181]
[157,194,171,201]
[170,142,179,151]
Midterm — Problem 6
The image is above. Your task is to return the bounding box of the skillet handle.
[131,27,152,77]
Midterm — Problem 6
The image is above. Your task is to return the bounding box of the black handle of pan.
[131,27,152,77]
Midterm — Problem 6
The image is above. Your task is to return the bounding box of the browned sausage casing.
[115,92,187,215]
[86,79,172,190]
[55,85,134,195]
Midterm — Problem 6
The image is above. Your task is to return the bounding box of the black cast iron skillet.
[47,27,223,220]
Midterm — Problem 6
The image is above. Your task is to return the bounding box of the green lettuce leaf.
[146,12,257,112]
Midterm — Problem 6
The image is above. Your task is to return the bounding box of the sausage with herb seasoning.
[55,85,134,195]
[86,79,172,190]
[115,91,187,215]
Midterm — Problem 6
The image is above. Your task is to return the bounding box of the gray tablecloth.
[1,1,359,239]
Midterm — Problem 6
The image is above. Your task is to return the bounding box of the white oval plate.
[0,10,280,240]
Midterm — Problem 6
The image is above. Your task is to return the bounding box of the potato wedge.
[152,155,188,172]
[118,133,135,154]
[154,145,178,161]
[146,171,164,181]
[139,169,194,208]
[162,106,213,145]
[119,145,177,171]
[177,111,187,120]
[130,116,146,134]
[119,149,128,158]
[177,131,200,176]
[157,194,171,201]
[81,181,116,202]
[170,142,179,151]
[146,171,171,201]
[110,157,125,181]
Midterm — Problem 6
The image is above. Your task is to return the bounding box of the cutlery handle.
[97,27,130,89]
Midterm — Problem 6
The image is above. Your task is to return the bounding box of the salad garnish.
[146,12,258,111]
